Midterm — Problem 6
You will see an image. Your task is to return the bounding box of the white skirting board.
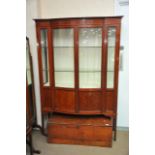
[117,126,129,131]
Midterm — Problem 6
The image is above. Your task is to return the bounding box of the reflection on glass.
[106,27,116,88]
[26,39,32,85]
[53,29,74,88]
[41,29,50,86]
[79,28,102,88]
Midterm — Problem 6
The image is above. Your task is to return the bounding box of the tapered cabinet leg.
[114,130,117,141]
[113,117,117,141]
[42,113,48,136]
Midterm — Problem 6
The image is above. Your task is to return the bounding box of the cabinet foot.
[41,113,48,136]
[113,118,117,141]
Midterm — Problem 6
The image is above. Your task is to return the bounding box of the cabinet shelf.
[54,70,114,72]
[54,46,74,48]
[53,46,114,48]
[55,70,101,72]
[55,70,74,72]
[79,71,101,72]
[107,71,114,72]
[54,46,102,48]
[79,46,101,48]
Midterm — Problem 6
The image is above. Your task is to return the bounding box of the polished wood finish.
[106,91,115,112]
[79,91,102,112]
[42,88,53,112]
[48,114,112,147]
[54,89,76,113]
[35,17,122,144]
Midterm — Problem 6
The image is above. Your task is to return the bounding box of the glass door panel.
[53,29,74,88]
[106,27,116,88]
[79,28,102,88]
[26,39,32,85]
[40,29,50,87]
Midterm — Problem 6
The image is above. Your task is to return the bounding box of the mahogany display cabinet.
[35,16,122,146]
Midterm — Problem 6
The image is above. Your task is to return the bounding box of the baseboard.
[117,126,129,131]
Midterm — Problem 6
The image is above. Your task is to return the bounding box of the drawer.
[48,114,113,147]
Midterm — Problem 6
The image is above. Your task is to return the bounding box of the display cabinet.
[35,17,122,144]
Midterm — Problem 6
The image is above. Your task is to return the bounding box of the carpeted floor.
[27,130,129,155]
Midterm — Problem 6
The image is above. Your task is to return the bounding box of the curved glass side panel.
[40,29,50,86]
[106,27,116,88]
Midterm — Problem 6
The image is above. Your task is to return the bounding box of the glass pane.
[26,40,32,85]
[107,72,114,88]
[79,72,101,88]
[55,72,74,88]
[79,28,102,88]
[106,27,116,88]
[41,29,50,86]
[53,29,74,88]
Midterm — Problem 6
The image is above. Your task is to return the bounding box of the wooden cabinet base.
[48,114,113,147]
[48,138,112,147]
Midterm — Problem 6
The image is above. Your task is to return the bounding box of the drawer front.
[48,123,112,147]
[48,124,80,140]
[94,126,112,141]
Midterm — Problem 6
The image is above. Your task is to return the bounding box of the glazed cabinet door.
[79,28,102,88]
[53,28,76,113]
[53,28,75,88]
[78,27,103,114]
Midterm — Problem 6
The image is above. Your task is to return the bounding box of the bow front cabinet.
[35,16,122,145]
